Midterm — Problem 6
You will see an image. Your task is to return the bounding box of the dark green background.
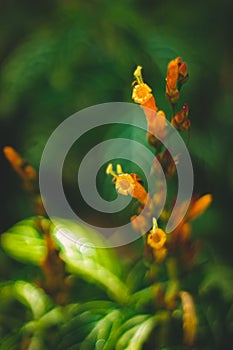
[0,0,232,262]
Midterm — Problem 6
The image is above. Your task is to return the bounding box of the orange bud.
[179,119,191,131]
[166,57,188,104]
[172,104,190,132]
[187,194,212,221]
[166,57,181,90]
[178,61,189,85]
[3,146,37,182]
[174,104,189,124]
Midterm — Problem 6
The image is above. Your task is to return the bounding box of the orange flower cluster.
[131,59,212,272]
[132,59,190,149]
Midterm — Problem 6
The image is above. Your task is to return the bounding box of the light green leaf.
[116,315,157,350]
[0,281,51,319]
[52,218,129,304]
[1,218,46,265]
[57,301,119,350]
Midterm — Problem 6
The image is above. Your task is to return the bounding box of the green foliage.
[1,214,232,349]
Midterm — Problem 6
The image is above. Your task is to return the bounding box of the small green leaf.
[1,218,46,265]
[80,309,122,350]
[0,281,51,319]
[116,315,157,350]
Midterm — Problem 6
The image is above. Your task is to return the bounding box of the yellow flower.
[106,163,148,206]
[132,65,157,111]
[132,66,153,104]
[147,218,167,250]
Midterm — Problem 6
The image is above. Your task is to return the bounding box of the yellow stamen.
[106,163,117,178]
[116,164,123,174]
[134,65,144,85]
[152,217,158,231]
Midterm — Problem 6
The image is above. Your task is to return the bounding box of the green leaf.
[0,281,51,319]
[116,315,158,350]
[80,309,122,350]
[1,218,46,265]
[57,301,120,350]
[52,219,130,304]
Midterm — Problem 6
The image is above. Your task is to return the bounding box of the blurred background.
[0,0,232,261]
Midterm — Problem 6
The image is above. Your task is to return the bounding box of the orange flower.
[106,163,148,206]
